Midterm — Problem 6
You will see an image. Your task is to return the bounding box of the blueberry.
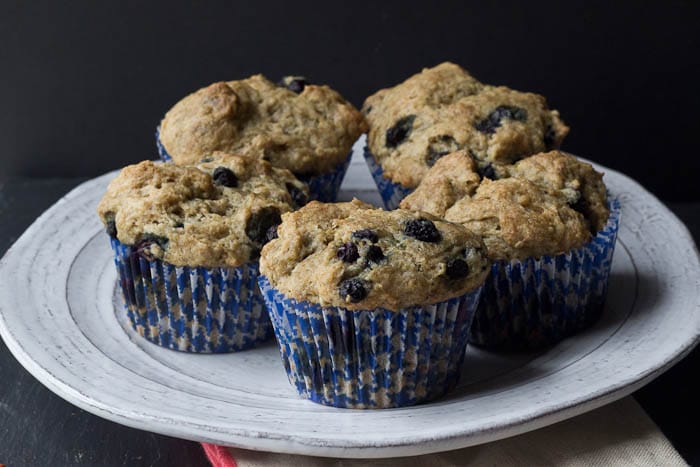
[174,222,184,229]
[286,182,308,208]
[212,167,238,187]
[365,245,384,263]
[265,224,279,243]
[337,242,359,262]
[426,135,459,167]
[569,193,588,215]
[134,234,169,261]
[474,105,528,134]
[138,234,169,249]
[509,107,527,120]
[246,207,282,245]
[104,213,117,238]
[477,163,497,180]
[106,220,117,238]
[544,124,556,149]
[404,218,442,243]
[279,76,308,94]
[351,229,378,243]
[446,258,469,279]
[385,115,416,148]
[338,278,369,303]
[287,80,306,94]
[426,151,449,167]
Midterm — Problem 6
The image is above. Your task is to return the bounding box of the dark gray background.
[1,1,698,200]
[1,3,700,464]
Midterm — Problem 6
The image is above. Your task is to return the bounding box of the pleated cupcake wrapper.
[470,198,622,350]
[110,237,272,353]
[362,146,414,210]
[155,126,350,202]
[295,152,351,203]
[258,276,483,409]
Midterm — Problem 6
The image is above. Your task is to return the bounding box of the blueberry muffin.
[362,62,569,207]
[158,74,367,201]
[261,199,489,309]
[401,150,609,257]
[98,152,308,352]
[258,199,490,408]
[400,150,620,349]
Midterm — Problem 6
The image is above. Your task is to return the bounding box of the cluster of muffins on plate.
[97,63,620,409]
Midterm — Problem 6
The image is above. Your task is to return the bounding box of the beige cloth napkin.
[226,397,686,466]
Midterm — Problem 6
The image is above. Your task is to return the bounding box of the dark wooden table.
[1,178,698,466]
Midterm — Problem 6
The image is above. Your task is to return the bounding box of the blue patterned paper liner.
[155,126,350,202]
[155,126,170,162]
[295,152,352,203]
[362,146,414,210]
[258,276,483,409]
[109,237,272,353]
[470,199,622,350]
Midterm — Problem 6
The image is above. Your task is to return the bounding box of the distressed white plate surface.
[1,138,699,458]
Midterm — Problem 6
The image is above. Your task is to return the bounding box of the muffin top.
[362,62,569,188]
[505,151,609,233]
[97,153,308,268]
[159,74,368,176]
[400,150,608,260]
[260,199,490,311]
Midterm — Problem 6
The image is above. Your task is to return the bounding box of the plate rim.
[1,157,699,458]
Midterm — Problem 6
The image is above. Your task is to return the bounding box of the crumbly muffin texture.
[363,62,569,188]
[159,74,368,176]
[400,150,608,260]
[396,149,485,217]
[97,153,308,268]
[505,151,609,233]
[445,178,591,260]
[260,199,490,311]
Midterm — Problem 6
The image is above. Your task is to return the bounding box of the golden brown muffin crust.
[160,74,368,176]
[506,151,609,233]
[260,199,490,310]
[401,150,608,260]
[97,153,308,268]
[398,150,483,216]
[444,178,591,260]
[363,62,569,188]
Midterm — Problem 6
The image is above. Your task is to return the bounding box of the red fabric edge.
[201,443,238,467]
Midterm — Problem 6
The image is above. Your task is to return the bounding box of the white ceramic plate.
[1,139,699,458]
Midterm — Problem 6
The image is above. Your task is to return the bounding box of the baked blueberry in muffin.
[363,62,569,192]
[99,152,308,266]
[158,74,367,202]
[400,150,609,258]
[96,152,308,353]
[260,199,489,310]
[400,149,618,350]
[257,199,491,408]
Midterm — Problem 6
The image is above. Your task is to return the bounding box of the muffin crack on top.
[259,199,490,311]
[363,62,569,188]
[159,74,368,176]
[400,150,610,260]
[97,152,308,268]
